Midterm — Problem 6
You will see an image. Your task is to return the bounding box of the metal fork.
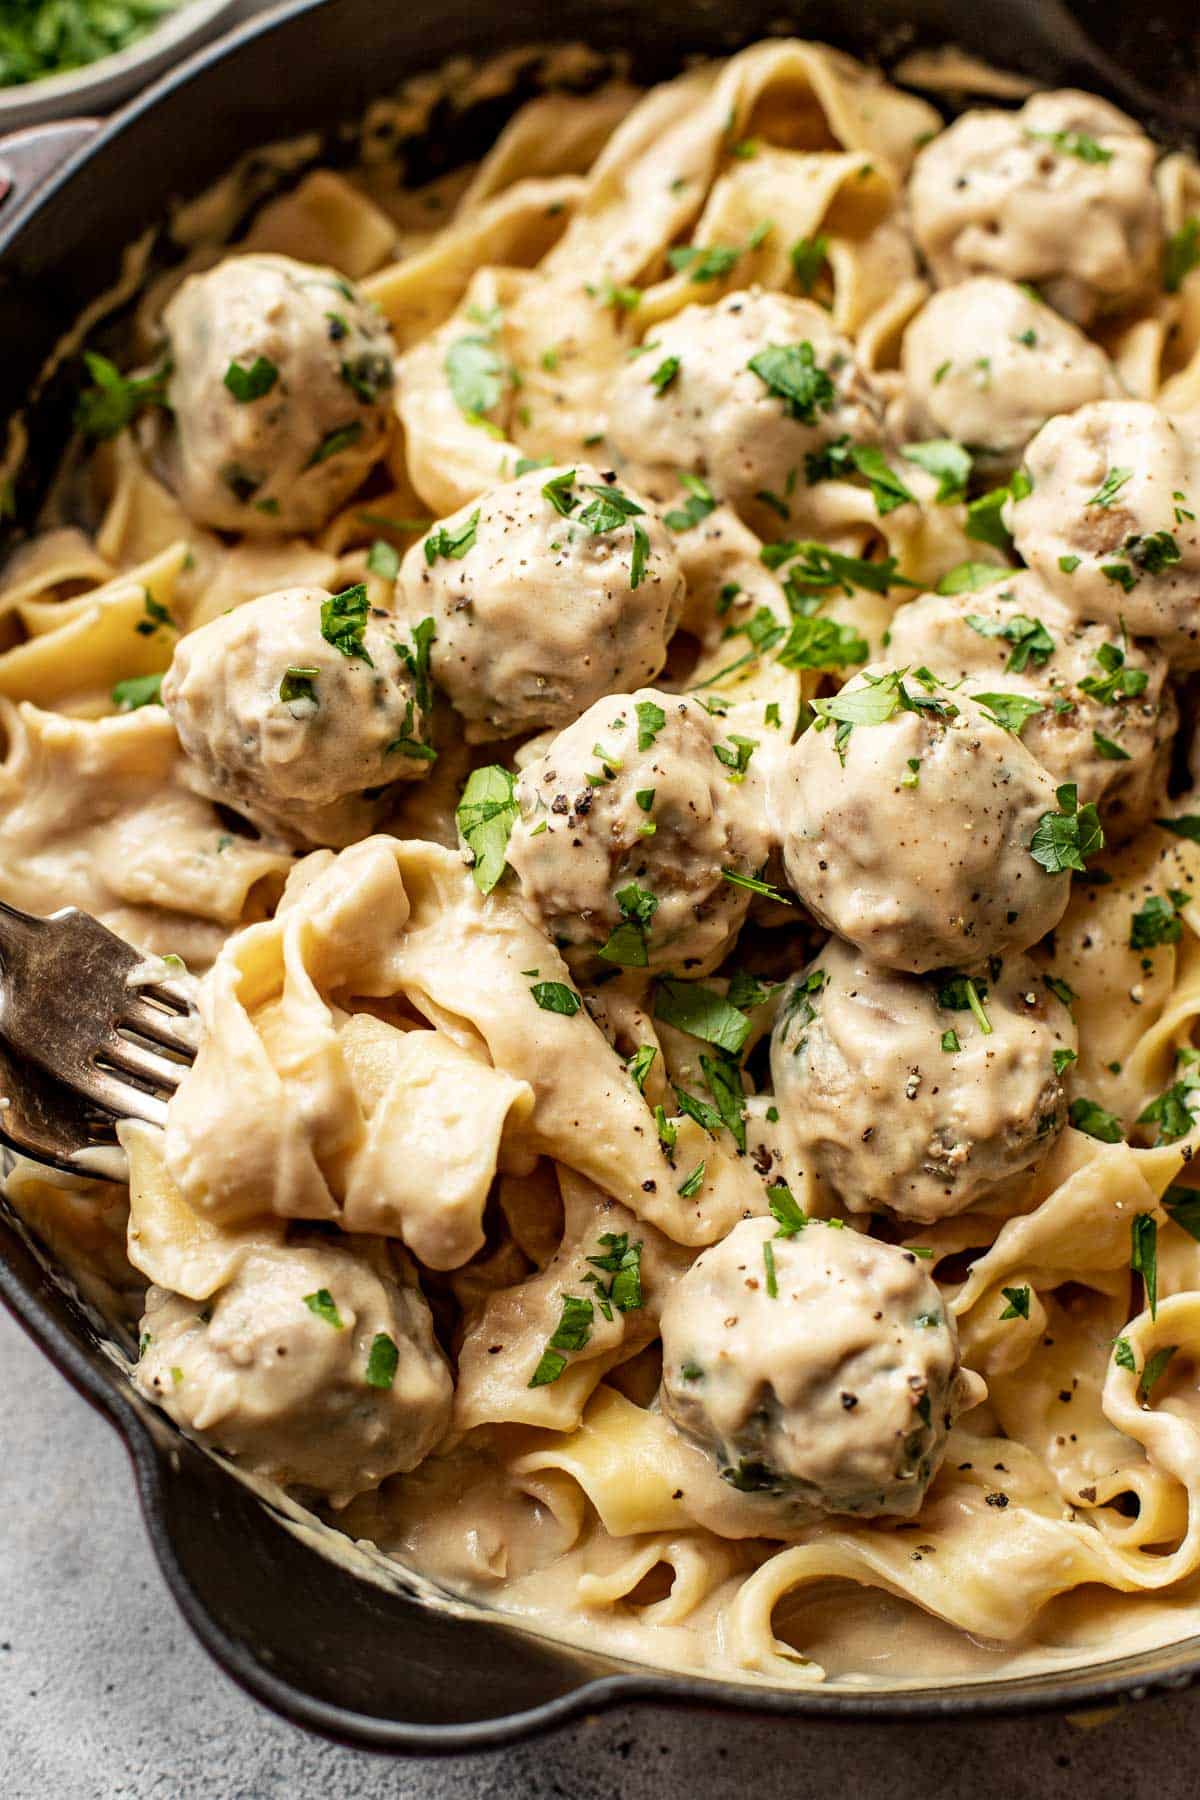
[0,902,196,1174]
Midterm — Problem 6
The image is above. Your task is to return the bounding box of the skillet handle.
[0,118,100,220]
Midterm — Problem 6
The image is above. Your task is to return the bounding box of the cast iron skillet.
[2,0,1200,1753]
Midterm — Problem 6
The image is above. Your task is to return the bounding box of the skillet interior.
[2,0,1200,1749]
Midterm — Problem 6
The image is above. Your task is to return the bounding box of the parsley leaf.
[456,765,518,894]
[1164,218,1200,293]
[75,351,171,440]
[937,562,1010,596]
[635,699,666,750]
[1087,467,1133,509]
[365,1333,399,1389]
[1163,1183,1200,1242]
[598,883,659,968]
[528,1294,594,1387]
[319,584,372,664]
[1068,1096,1124,1142]
[663,472,717,532]
[1131,1214,1159,1319]
[445,333,506,420]
[973,690,1044,737]
[767,1180,806,1236]
[776,614,868,670]
[224,355,278,403]
[901,438,971,504]
[1025,127,1113,162]
[111,672,163,712]
[747,341,836,424]
[530,981,582,1016]
[790,233,829,294]
[1030,782,1105,874]
[1140,1344,1177,1402]
[1000,1285,1031,1320]
[303,1289,344,1329]
[654,979,751,1055]
[424,509,480,563]
[1078,641,1148,705]
[1130,893,1188,950]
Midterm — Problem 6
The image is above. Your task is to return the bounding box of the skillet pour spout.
[1,0,1200,1749]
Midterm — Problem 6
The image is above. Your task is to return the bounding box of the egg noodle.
[8,39,1200,1689]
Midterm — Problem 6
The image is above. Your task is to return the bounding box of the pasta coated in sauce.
[7,36,1200,1693]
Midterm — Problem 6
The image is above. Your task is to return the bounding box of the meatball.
[772,664,1070,974]
[399,465,684,740]
[161,253,394,534]
[659,1216,975,1523]
[134,1239,452,1502]
[606,289,887,533]
[910,91,1162,325]
[770,937,1076,1223]
[1006,401,1200,664]
[506,689,771,975]
[900,277,1114,469]
[162,584,432,846]
[885,573,1176,841]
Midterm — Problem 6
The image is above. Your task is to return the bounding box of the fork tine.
[81,1063,169,1127]
[118,995,196,1056]
[136,978,192,1013]
[98,1034,186,1092]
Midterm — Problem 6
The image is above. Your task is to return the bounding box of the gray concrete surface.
[2,1305,1200,1798]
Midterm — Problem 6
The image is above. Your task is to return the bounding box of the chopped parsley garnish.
[1025,127,1113,162]
[935,972,992,1036]
[135,592,175,637]
[1030,782,1105,875]
[964,615,1057,676]
[1130,891,1190,949]
[1000,1285,1031,1320]
[1078,641,1148,704]
[424,508,480,564]
[530,981,582,1016]
[767,1181,806,1236]
[965,470,1030,549]
[1131,1213,1159,1319]
[584,1232,644,1317]
[763,1238,779,1298]
[598,883,659,968]
[1137,1052,1200,1146]
[1068,1096,1123,1142]
[712,733,758,780]
[746,341,836,424]
[973,690,1044,737]
[1087,467,1133,509]
[1114,1336,1136,1371]
[445,332,506,421]
[320,583,372,664]
[901,438,971,504]
[806,438,916,514]
[1164,219,1200,293]
[365,1333,399,1389]
[305,420,364,467]
[224,355,278,403]
[528,1294,595,1387]
[654,978,751,1055]
[629,521,650,589]
[663,472,717,532]
[75,351,171,440]
[395,615,436,716]
[279,666,318,707]
[942,1029,961,1052]
[367,538,400,580]
[635,699,666,750]
[1157,816,1200,843]
[721,868,792,905]
[677,1162,706,1198]
[111,672,163,711]
[936,562,1009,596]
[789,233,829,294]
[626,1044,657,1093]
[303,1289,343,1329]
[668,243,742,282]
[699,1052,747,1152]
[1053,1048,1078,1075]
[1093,730,1130,761]
[762,539,916,599]
[456,765,518,894]
[650,355,681,394]
[1164,1183,1200,1242]
[578,482,645,535]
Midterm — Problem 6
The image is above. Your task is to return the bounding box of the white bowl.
[0,0,247,130]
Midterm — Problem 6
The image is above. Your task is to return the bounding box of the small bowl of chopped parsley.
[0,0,245,127]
